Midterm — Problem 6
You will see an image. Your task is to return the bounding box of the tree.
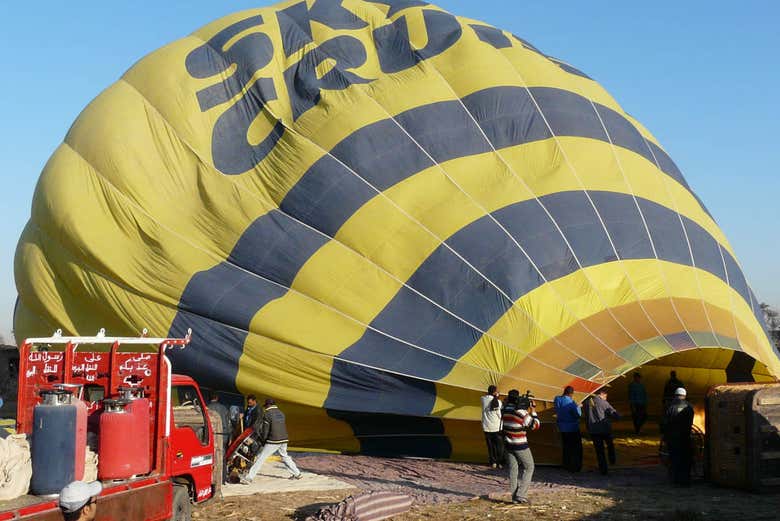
[760,303,779,328]
[760,303,780,349]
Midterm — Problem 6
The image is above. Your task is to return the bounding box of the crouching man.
[502,389,540,505]
[241,398,302,483]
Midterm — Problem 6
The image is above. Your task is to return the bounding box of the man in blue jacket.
[554,385,582,472]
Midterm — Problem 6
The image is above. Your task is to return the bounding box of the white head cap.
[59,480,102,513]
[675,387,687,397]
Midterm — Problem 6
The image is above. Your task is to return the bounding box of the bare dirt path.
[195,453,780,521]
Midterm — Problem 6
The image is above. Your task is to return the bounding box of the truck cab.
[0,329,216,521]
[169,375,215,502]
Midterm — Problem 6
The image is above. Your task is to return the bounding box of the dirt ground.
[195,454,780,521]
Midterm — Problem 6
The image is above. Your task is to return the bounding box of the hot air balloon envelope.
[15,0,779,460]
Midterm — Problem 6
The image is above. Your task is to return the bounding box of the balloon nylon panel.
[14,0,778,460]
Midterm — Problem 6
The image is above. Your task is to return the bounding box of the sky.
[0,1,778,344]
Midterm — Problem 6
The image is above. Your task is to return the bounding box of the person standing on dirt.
[628,372,648,435]
[481,385,504,468]
[243,394,258,430]
[241,398,302,483]
[554,385,582,472]
[662,370,684,410]
[208,392,231,484]
[661,387,694,487]
[583,387,620,475]
[501,389,540,504]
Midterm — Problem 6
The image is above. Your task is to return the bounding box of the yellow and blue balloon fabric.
[14,0,779,460]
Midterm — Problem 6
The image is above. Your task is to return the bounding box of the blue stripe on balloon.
[168,192,758,409]
[281,86,703,236]
[168,86,753,406]
[323,191,754,415]
[168,209,327,390]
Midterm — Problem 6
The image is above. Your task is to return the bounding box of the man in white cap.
[59,480,102,521]
[661,387,694,486]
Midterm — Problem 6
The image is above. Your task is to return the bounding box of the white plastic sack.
[0,434,32,500]
[83,446,98,483]
[84,432,98,482]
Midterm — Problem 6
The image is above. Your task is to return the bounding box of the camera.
[518,389,535,410]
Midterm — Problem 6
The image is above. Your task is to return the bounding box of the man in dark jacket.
[241,398,302,483]
[662,387,694,486]
[662,371,684,410]
[628,372,648,434]
[554,385,582,472]
[583,387,620,475]
[243,394,258,430]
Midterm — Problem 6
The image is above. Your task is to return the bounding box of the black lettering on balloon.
[373,16,418,73]
[184,4,467,175]
[416,9,462,60]
[210,79,284,175]
[366,0,429,17]
[277,0,368,57]
[373,8,461,73]
[470,24,511,49]
[185,16,283,174]
[283,35,372,121]
[185,16,276,111]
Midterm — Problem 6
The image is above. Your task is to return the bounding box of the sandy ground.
[220,458,353,498]
[3,417,775,520]
[195,453,780,521]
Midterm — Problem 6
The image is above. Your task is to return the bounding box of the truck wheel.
[171,484,191,521]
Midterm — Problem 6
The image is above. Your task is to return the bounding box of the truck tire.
[171,484,191,521]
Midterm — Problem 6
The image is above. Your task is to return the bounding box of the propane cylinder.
[98,389,151,479]
[30,388,88,495]
[119,386,152,473]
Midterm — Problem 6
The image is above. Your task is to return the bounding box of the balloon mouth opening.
[606,347,769,432]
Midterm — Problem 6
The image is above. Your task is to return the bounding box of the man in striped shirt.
[501,389,541,504]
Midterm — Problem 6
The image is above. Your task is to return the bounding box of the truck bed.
[0,494,51,511]
[0,476,172,521]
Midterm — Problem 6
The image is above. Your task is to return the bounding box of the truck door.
[170,384,214,500]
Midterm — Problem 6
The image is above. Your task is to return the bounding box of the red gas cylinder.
[98,392,151,479]
[120,386,152,470]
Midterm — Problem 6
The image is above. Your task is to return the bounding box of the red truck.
[0,329,217,521]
